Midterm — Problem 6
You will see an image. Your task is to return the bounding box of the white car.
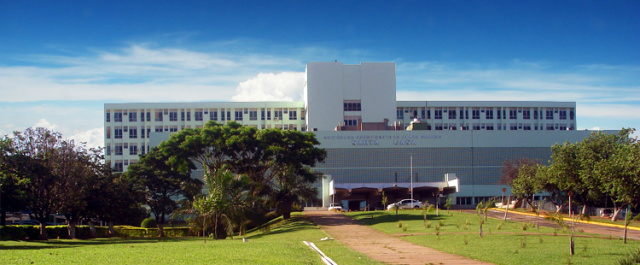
[387,199,424,210]
[328,203,343,211]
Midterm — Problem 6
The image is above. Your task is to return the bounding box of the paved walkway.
[305,210,493,265]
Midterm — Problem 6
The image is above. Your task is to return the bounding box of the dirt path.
[305,210,493,265]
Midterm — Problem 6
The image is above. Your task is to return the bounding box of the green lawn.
[346,210,640,265]
[0,213,382,265]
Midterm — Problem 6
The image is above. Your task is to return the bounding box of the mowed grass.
[346,210,640,265]
[0,212,381,265]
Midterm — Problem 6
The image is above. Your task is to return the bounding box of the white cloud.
[33,119,58,131]
[232,72,305,102]
[68,127,104,149]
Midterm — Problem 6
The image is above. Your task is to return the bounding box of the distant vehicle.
[328,203,343,211]
[10,220,40,225]
[387,199,423,210]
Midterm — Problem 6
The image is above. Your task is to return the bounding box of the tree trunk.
[68,222,77,239]
[157,223,165,237]
[569,236,574,255]
[479,224,483,238]
[0,211,6,226]
[88,220,97,238]
[108,221,116,236]
[39,223,48,240]
[581,205,587,216]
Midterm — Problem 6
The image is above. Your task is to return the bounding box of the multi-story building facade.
[105,61,598,209]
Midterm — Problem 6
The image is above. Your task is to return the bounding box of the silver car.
[387,199,423,210]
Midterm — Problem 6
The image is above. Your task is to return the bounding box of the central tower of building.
[304,61,397,131]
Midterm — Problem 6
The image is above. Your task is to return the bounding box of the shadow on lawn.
[0,237,174,250]
[246,217,316,239]
[350,211,450,226]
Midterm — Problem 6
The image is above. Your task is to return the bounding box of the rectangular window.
[226,111,231,121]
[169,110,178,121]
[146,112,151,122]
[114,128,122,139]
[195,109,203,121]
[301,109,305,120]
[274,110,283,120]
[559,109,567,120]
[485,109,493,119]
[169,125,178,132]
[146,128,151,138]
[210,109,218,121]
[546,124,555,130]
[472,109,480,119]
[559,124,567,130]
[106,127,111,139]
[129,144,138,156]
[155,126,163,132]
[510,123,518,130]
[235,110,243,121]
[546,110,554,120]
[473,123,481,130]
[249,110,258,120]
[486,124,494,130]
[261,109,265,120]
[128,112,137,122]
[534,110,539,119]
[114,161,123,172]
[289,110,297,120]
[397,108,404,119]
[448,109,456,119]
[115,144,123,155]
[523,109,531,120]
[343,101,362,111]
[426,110,431,119]
[140,112,144,122]
[155,110,163,122]
[106,113,111,122]
[267,110,271,120]
[434,109,442,119]
[141,144,145,155]
[435,123,443,130]
[570,109,575,120]
[106,145,111,155]
[509,109,517,119]
[187,111,191,121]
[114,112,122,122]
[523,124,531,130]
[497,109,501,120]
[129,128,137,138]
[141,128,145,138]
[181,111,185,121]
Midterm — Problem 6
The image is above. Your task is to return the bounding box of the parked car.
[328,203,343,211]
[387,199,424,210]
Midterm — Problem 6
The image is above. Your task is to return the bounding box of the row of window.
[107,122,305,141]
[397,107,575,121]
[106,108,304,123]
[414,123,573,131]
[110,159,138,173]
[106,143,150,156]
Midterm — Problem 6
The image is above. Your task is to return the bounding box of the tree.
[594,136,640,222]
[272,167,319,220]
[159,122,326,198]
[511,164,544,211]
[0,137,29,226]
[126,147,202,237]
[4,128,69,240]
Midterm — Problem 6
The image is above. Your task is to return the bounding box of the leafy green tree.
[511,164,544,211]
[594,136,640,221]
[272,167,319,220]
[126,147,202,237]
[5,128,69,240]
[0,137,29,226]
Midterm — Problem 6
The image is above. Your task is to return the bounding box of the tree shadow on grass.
[0,237,180,250]
[245,217,317,239]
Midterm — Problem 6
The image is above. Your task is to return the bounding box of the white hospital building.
[105,61,603,210]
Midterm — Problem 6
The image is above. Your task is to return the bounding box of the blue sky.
[1,0,639,147]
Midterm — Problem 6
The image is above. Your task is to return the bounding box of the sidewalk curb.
[491,208,640,231]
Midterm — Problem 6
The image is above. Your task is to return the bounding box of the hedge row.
[0,225,191,240]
